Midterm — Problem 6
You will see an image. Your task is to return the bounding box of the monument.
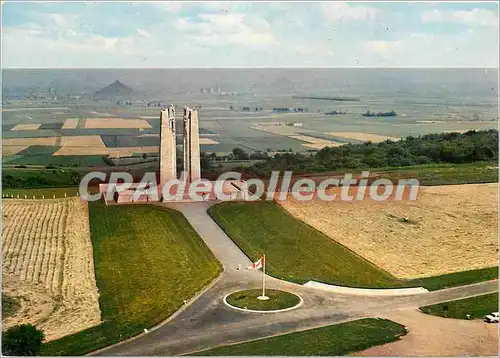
[182,106,201,183]
[159,104,177,190]
[158,104,201,199]
[100,103,244,204]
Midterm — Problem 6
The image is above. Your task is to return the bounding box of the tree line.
[240,130,498,175]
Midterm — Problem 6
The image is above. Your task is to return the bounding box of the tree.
[232,147,249,160]
[200,152,213,172]
[2,324,45,356]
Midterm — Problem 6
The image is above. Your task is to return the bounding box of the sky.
[1,1,498,68]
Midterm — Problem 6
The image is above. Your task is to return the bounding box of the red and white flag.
[248,256,264,270]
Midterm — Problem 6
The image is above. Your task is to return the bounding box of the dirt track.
[2,198,101,341]
[279,183,498,279]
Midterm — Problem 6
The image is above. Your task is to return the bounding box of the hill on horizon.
[95,80,134,98]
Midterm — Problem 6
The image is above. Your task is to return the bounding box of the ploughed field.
[279,183,498,279]
[1,198,101,341]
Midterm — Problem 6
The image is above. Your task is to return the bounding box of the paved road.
[95,202,498,356]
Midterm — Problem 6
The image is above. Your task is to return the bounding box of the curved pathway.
[94,202,498,356]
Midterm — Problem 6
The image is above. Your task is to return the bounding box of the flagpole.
[262,254,266,298]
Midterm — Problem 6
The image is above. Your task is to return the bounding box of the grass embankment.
[41,203,222,356]
[209,201,402,288]
[376,162,498,186]
[226,289,300,311]
[193,318,406,356]
[208,202,498,290]
[420,293,499,319]
[2,187,81,198]
[2,168,81,189]
[410,267,499,291]
[2,294,21,318]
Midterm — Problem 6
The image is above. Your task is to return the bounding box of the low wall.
[303,280,428,296]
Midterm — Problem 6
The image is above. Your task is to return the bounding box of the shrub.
[2,324,45,356]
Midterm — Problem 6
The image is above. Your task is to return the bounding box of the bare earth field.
[3,135,159,157]
[328,132,401,142]
[3,137,59,146]
[59,135,106,148]
[353,309,498,356]
[61,118,79,129]
[279,183,498,279]
[11,123,42,131]
[135,133,220,144]
[2,145,29,156]
[2,198,101,341]
[84,118,152,129]
[54,145,159,156]
[289,135,343,149]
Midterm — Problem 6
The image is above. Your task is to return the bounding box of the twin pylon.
[159,104,201,191]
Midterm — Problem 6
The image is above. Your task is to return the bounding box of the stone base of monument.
[257,295,269,301]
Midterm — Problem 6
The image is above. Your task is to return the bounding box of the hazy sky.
[1,1,498,68]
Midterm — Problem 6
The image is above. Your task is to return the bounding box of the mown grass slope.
[209,201,403,288]
[41,202,221,356]
[194,318,406,356]
[209,201,498,289]
[420,292,499,319]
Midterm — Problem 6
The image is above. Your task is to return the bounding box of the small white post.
[24,195,27,199]
[64,193,67,198]
[17,195,19,199]
[33,195,35,199]
[42,195,45,199]
[53,194,56,199]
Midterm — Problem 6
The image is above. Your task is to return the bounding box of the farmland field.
[41,203,222,356]
[2,198,101,341]
[327,132,401,142]
[279,183,498,279]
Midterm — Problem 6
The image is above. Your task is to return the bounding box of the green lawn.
[420,293,499,319]
[2,294,20,318]
[2,168,82,189]
[193,318,407,356]
[376,161,498,186]
[41,202,222,356]
[208,201,403,288]
[409,267,499,291]
[226,289,300,311]
[2,187,81,199]
[6,154,108,167]
[209,201,498,290]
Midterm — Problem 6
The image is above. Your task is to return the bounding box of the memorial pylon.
[183,106,201,182]
[159,104,177,190]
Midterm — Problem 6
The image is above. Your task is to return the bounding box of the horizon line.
[2,66,498,70]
